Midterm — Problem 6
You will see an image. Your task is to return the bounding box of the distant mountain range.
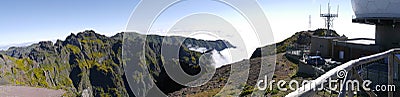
[0,42,35,50]
[0,39,59,50]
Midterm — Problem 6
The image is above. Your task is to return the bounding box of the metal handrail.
[286,48,400,97]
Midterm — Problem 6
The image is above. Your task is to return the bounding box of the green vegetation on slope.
[0,30,234,97]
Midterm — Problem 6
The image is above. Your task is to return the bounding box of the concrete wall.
[310,37,332,58]
[310,36,346,58]
[332,42,380,62]
[376,24,400,50]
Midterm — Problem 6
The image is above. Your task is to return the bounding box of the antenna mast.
[320,1,339,36]
[309,15,312,29]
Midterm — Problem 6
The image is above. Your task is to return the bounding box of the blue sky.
[0,0,138,46]
[0,0,375,49]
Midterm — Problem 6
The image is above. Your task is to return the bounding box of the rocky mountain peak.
[76,30,106,40]
[38,41,54,51]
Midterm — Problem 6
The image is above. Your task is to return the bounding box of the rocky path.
[0,86,65,97]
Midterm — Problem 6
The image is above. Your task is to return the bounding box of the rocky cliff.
[0,30,234,97]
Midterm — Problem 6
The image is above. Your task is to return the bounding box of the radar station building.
[352,0,400,51]
[311,0,400,62]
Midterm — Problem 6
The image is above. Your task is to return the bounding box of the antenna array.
[320,1,339,36]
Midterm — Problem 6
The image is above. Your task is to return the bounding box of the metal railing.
[286,48,400,97]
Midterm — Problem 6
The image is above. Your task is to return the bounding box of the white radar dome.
[352,0,400,18]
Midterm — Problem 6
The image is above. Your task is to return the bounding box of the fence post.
[388,53,394,97]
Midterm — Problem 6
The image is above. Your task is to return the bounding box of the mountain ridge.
[0,30,235,96]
